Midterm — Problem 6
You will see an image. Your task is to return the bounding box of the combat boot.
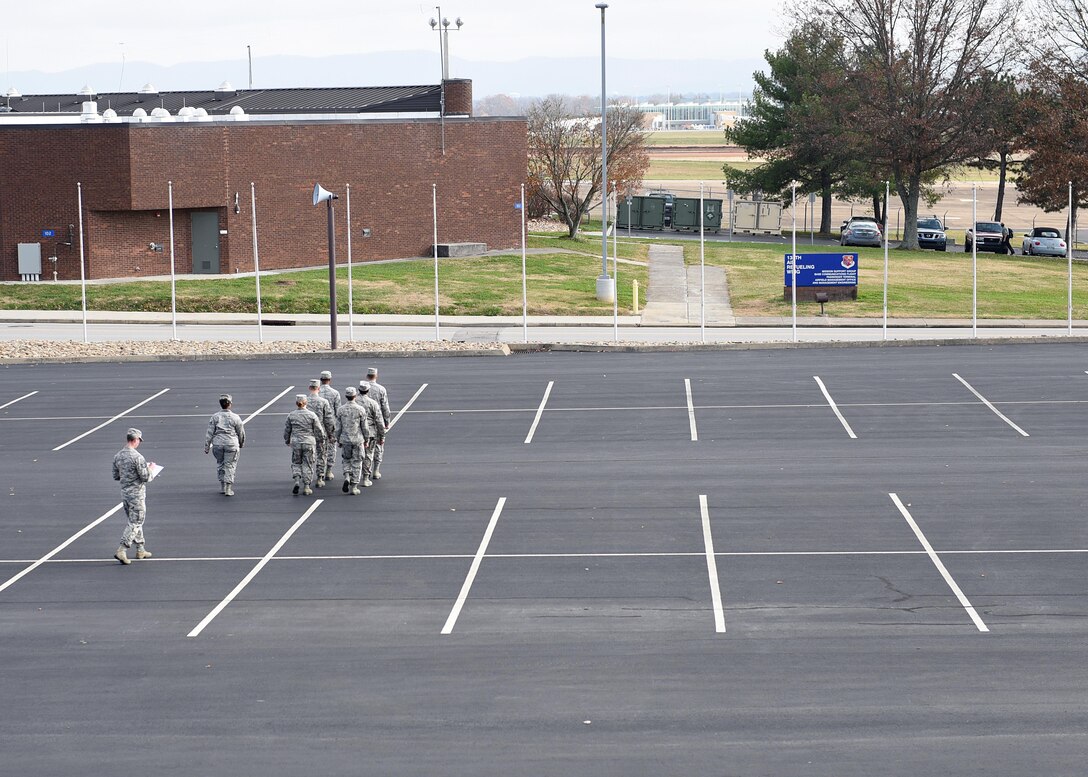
[225,484,234,497]
[342,479,350,493]
[303,485,313,496]
[326,469,335,481]
[373,471,382,480]
[136,547,153,560]
[114,546,130,565]
[351,485,361,495]
[363,477,373,487]
[292,476,300,495]
[317,478,325,488]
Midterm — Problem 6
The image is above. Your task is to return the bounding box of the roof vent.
[150,107,171,119]
[138,83,157,94]
[215,80,234,93]
[79,85,96,96]
[177,106,195,120]
[5,87,21,98]
[103,108,119,121]
[228,105,248,121]
[132,107,148,118]
[194,107,210,118]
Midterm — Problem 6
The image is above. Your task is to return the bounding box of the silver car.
[1021,227,1067,257]
[840,220,882,247]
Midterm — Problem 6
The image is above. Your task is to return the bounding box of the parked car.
[917,217,947,251]
[964,221,1005,253]
[1021,227,1067,257]
[840,219,883,247]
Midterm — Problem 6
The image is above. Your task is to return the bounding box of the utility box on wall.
[17,243,42,281]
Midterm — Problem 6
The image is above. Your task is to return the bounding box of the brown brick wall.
[0,116,527,281]
[443,79,473,116]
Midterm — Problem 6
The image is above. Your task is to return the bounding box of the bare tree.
[527,96,649,237]
[798,0,1020,249]
[1028,0,1088,77]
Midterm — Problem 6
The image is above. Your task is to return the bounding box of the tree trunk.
[898,173,922,250]
[566,210,582,238]
[993,151,1008,222]
[872,194,884,226]
[820,169,833,235]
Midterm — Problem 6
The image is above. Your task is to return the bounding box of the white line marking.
[52,388,171,451]
[953,373,1030,437]
[187,500,323,638]
[699,495,725,633]
[889,493,989,633]
[442,497,506,634]
[685,379,698,441]
[387,383,428,430]
[242,385,294,425]
[813,376,857,439]
[0,390,38,411]
[0,503,124,594]
[523,381,554,444]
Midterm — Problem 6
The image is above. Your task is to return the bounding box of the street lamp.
[595,2,614,303]
[313,183,339,350]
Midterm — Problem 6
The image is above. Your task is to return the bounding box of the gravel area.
[0,339,508,362]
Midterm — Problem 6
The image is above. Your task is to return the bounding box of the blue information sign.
[784,252,858,287]
[42,229,55,238]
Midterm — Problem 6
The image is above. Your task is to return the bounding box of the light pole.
[595,2,614,303]
[429,9,463,80]
[313,183,339,350]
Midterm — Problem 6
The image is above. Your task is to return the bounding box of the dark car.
[917,217,947,251]
[964,221,1005,253]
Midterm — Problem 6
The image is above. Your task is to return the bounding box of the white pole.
[521,183,528,343]
[250,182,263,343]
[791,181,797,343]
[972,183,978,338]
[168,181,178,341]
[1069,180,1074,336]
[883,180,889,341]
[700,180,706,343]
[346,183,354,342]
[613,185,619,343]
[77,182,88,344]
[433,183,440,341]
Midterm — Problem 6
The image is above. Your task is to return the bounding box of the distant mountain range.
[4,51,761,101]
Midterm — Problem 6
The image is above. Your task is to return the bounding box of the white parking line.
[52,388,171,451]
[523,381,554,444]
[0,390,38,411]
[685,379,698,441]
[889,493,989,633]
[953,373,1029,437]
[813,376,857,439]
[187,500,323,638]
[242,385,294,425]
[699,495,726,633]
[442,497,507,634]
[0,503,124,594]
[387,383,428,430]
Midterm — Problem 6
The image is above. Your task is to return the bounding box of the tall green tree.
[724,21,853,234]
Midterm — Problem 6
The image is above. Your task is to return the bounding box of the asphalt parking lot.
[3,345,1088,776]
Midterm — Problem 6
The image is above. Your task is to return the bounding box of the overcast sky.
[3,0,788,75]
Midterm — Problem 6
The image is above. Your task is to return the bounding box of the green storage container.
[702,199,724,232]
[617,196,642,230]
[639,196,667,231]
[671,197,724,233]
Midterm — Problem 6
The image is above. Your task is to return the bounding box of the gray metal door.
[191,211,220,274]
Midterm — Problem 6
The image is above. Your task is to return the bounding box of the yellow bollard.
[632,279,640,314]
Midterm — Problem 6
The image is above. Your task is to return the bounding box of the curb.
[507,336,1088,353]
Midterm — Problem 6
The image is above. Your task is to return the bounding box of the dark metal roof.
[2,85,443,115]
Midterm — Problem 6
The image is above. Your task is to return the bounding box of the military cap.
[320,370,333,380]
[126,427,143,441]
[366,367,378,377]
[358,382,370,393]
[308,379,321,388]
[219,394,232,403]
[344,386,357,397]
[295,394,308,404]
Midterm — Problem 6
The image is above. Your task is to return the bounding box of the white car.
[1021,227,1067,257]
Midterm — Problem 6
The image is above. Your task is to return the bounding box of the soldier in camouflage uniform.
[112,427,153,565]
[358,382,385,488]
[363,367,391,480]
[334,386,369,495]
[204,393,245,496]
[284,394,325,496]
[318,370,342,481]
[306,379,335,488]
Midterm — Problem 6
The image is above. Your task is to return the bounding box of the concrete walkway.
[640,244,735,325]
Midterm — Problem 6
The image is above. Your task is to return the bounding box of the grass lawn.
[648,159,758,180]
[682,240,1088,319]
[644,131,728,146]
[0,251,649,316]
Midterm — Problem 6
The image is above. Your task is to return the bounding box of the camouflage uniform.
[284,406,325,489]
[334,395,369,488]
[204,408,245,488]
[112,446,150,549]
[365,378,391,478]
[319,380,342,476]
[306,389,335,483]
[359,391,385,483]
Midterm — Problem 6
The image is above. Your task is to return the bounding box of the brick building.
[0,80,526,281]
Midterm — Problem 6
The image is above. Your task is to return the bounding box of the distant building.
[634,97,750,131]
[0,80,526,281]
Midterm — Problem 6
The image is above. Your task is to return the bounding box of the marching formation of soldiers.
[111,366,392,564]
